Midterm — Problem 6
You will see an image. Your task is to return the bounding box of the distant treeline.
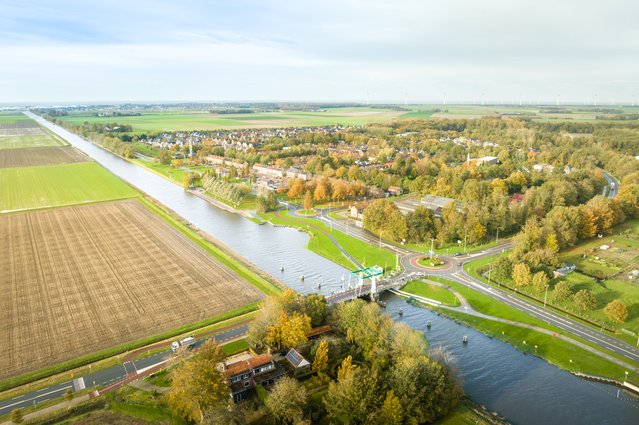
[209,109,255,114]
[597,114,639,121]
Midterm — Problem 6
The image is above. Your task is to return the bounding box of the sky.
[0,0,638,104]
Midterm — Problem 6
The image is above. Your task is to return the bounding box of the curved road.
[320,194,639,369]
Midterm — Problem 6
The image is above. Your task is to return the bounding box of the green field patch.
[0,162,138,212]
[0,114,31,124]
[442,309,638,385]
[260,210,397,271]
[0,134,63,150]
[222,338,250,356]
[59,107,407,132]
[464,252,639,346]
[401,280,460,306]
[423,276,639,383]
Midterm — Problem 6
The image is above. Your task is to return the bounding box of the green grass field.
[51,104,639,133]
[0,114,30,124]
[0,134,64,150]
[260,210,397,271]
[0,162,138,212]
[59,107,407,132]
[401,280,460,306]
[424,276,639,384]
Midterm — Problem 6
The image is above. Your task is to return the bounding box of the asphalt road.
[398,251,639,366]
[320,206,639,367]
[0,325,248,416]
[601,169,619,198]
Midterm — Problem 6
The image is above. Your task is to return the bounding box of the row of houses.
[252,164,312,181]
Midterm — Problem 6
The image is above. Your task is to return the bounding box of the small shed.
[285,348,310,371]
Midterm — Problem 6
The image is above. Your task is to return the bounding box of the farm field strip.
[0,199,263,380]
[58,108,406,131]
[0,146,88,168]
[0,162,138,212]
[0,118,64,150]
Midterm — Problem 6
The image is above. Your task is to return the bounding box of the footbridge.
[326,266,407,304]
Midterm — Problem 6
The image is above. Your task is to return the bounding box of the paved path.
[273,210,362,268]
[394,279,639,374]
[313,202,639,369]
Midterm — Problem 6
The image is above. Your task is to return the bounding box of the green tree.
[203,403,247,425]
[552,281,573,302]
[391,323,428,359]
[374,390,403,425]
[337,355,356,382]
[10,409,23,424]
[302,293,328,327]
[573,289,596,312]
[531,271,550,293]
[363,199,388,234]
[312,340,329,379]
[167,342,228,423]
[324,367,382,424]
[603,299,629,323]
[512,263,532,288]
[493,256,513,281]
[303,190,314,211]
[405,206,435,243]
[182,172,194,188]
[64,388,74,410]
[266,377,308,424]
[389,355,462,425]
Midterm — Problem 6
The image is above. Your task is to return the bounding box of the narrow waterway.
[29,113,639,425]
[382,294,639,425]
[28,113,349,296]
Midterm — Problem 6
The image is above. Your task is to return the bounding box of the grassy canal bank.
[260,210,397,272]
[401,276,639,386]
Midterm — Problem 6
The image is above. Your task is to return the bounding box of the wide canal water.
[30,113,639,425]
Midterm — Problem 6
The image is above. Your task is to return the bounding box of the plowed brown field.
[0,199,263,379]
[0,146,88,168]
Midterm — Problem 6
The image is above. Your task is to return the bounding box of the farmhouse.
[553,264,577,278]
[421,195,463,216]
[224,353,286,402]
[387,186,403,196]
[350,203,366,220]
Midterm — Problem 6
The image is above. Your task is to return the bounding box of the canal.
[29,113,639,425]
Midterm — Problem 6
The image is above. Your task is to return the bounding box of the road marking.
[1,385,72,410]
[450,273,639,362]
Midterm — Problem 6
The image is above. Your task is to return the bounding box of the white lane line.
[1,385,72,410]
[450,274,639,360]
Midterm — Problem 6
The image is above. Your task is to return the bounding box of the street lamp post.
[496,227,500,243]
[544,285,549,308]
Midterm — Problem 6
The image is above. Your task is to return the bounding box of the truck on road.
[171,336,196,352]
